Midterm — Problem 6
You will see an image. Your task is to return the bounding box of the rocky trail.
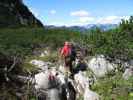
[0,47,133,100]
[23,48,133,100]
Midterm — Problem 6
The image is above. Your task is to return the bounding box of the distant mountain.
[85,24,118,31]
[67,26,88,32]
[45,24,118,32]
[0,0,43,27]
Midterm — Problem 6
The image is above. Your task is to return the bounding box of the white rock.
[59,65,66,74]
[35,72,49,89]
[123,68,133,80]
[56,72,66,84]
[30,60,45,67]
[40,50,49,57]
[40,53,45,57]
[74,72,100,100]
[74,71,89,94]
[48,88,60,100]
[88,55,116,77]
[30,59,52,70]
[84,88,99,100]
[34,70,62,100]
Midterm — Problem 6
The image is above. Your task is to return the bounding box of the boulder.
[87,55,117,77]
[123,67,133,80]
[84,88,100,100]
[40,50,49,57]
[74,71,100,100]
[74,71,90,94]
[35,71,49,89]
[47,88,60,100]
[30,59,51,70]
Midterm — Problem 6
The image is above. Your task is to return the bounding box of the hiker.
[73,50,88,74]
[60,41,75,74]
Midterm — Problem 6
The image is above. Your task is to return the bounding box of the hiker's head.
[64,41,69,46]
[64,41,72,47]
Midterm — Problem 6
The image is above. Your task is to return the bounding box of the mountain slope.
[0,0,43,27]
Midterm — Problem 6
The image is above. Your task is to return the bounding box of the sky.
[23,0,133,26]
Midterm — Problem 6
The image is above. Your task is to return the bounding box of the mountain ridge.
[45,24,118,32]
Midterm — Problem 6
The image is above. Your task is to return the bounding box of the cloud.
[70,10,90,17]
[47,21,88,26]
[50,10,56,15]
[70,10,95,25]
[70,10,94,24]
[97,16,130,24]
[46,16,130,26]
[79,17,95,23]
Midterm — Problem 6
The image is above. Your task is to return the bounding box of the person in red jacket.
[60,41,72,72]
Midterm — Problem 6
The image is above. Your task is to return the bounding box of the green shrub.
[92,73,133,100]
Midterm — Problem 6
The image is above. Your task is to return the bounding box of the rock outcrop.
[123,67,133,80]
[0,0,43,27]
[87,55,117,77]
[30,60,52,70]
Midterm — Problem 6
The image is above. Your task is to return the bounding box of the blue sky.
[23,0,133,26]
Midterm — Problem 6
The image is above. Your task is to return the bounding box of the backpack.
[70,47,76,61]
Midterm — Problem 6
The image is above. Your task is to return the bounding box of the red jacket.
[61,45,71,57]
